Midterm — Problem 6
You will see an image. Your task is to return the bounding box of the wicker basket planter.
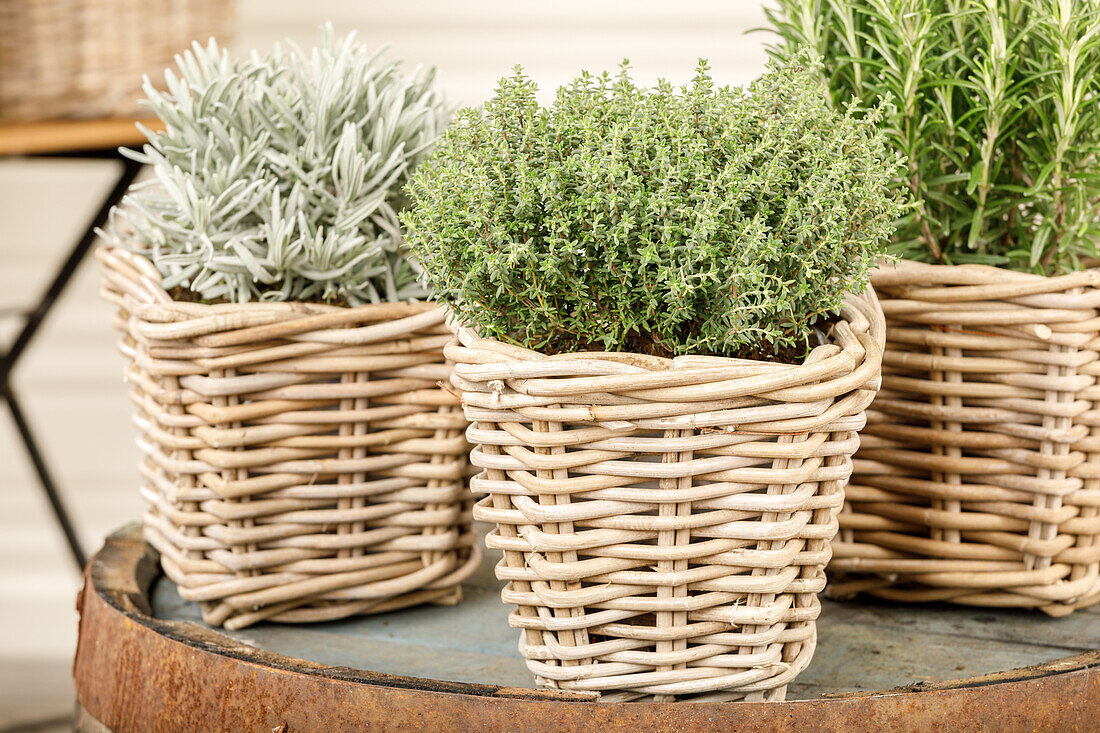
[98,246,479,630]
[445,290,885,702]
[0,0,232,122]
[830,261,1100,616]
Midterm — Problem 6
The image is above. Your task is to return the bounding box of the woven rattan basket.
[0,0,232,122]
[446,289,885,702]
[97,246,479,630]
[830,261,1100,616]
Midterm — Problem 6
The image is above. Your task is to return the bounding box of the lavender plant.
[766,0,1100,273]
[102,25,449,303]
[402,54,904,360]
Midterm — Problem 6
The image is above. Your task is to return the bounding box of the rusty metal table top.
[74,525,1100,732]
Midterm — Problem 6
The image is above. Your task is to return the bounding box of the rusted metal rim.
[75,526,1099,732]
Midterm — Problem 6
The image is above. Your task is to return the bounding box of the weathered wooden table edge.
[74,526,1100,732]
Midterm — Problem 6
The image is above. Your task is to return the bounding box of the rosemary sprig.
[765,0,1100,274]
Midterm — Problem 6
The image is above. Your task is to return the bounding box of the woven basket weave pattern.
[98,246,478,630]
[0,0,232,122]
[448,291,884,702]
[831,262,1100,616]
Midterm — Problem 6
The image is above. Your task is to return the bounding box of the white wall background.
[0,2,773,726]
[232,1,774,105]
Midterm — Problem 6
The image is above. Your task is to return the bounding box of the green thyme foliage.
[402,54,903,359]
[766,0,1100,273]
[104,25,449,304]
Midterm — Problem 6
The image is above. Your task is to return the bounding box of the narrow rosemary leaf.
[765,0,1100,274]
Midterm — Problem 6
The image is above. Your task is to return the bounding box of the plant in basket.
[401,53,901,701]
[97,26,480,630]
[767,1,1100,615]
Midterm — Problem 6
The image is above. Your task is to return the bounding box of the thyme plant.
[103,26,449,303]
[766,0,1100,273]
[403,55,904,360]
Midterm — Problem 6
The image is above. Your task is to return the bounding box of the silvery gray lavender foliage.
[104,25,449,303]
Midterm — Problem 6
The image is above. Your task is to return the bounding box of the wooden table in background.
[0,117,163,156]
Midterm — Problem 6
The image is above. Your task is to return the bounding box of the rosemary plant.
[766,0,1100,273]
[103,25,449,304]
[403,55,904,360]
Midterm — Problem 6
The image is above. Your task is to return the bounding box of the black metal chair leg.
[3,384,87,569]
[2,153,143,572]
[4,155,143,369]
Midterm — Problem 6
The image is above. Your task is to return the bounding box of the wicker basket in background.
[98,246,479,630]
[830,261,1100,616]
[0,0,233,122]
[447,289,885,702]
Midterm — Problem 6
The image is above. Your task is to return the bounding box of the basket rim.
[444,287,885,410]
[97,244,451,348]
[446,287,884,372]
[96,244,437,314]
[872,258,1100,293]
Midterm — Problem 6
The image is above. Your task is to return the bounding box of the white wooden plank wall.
[0,2,771,726]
